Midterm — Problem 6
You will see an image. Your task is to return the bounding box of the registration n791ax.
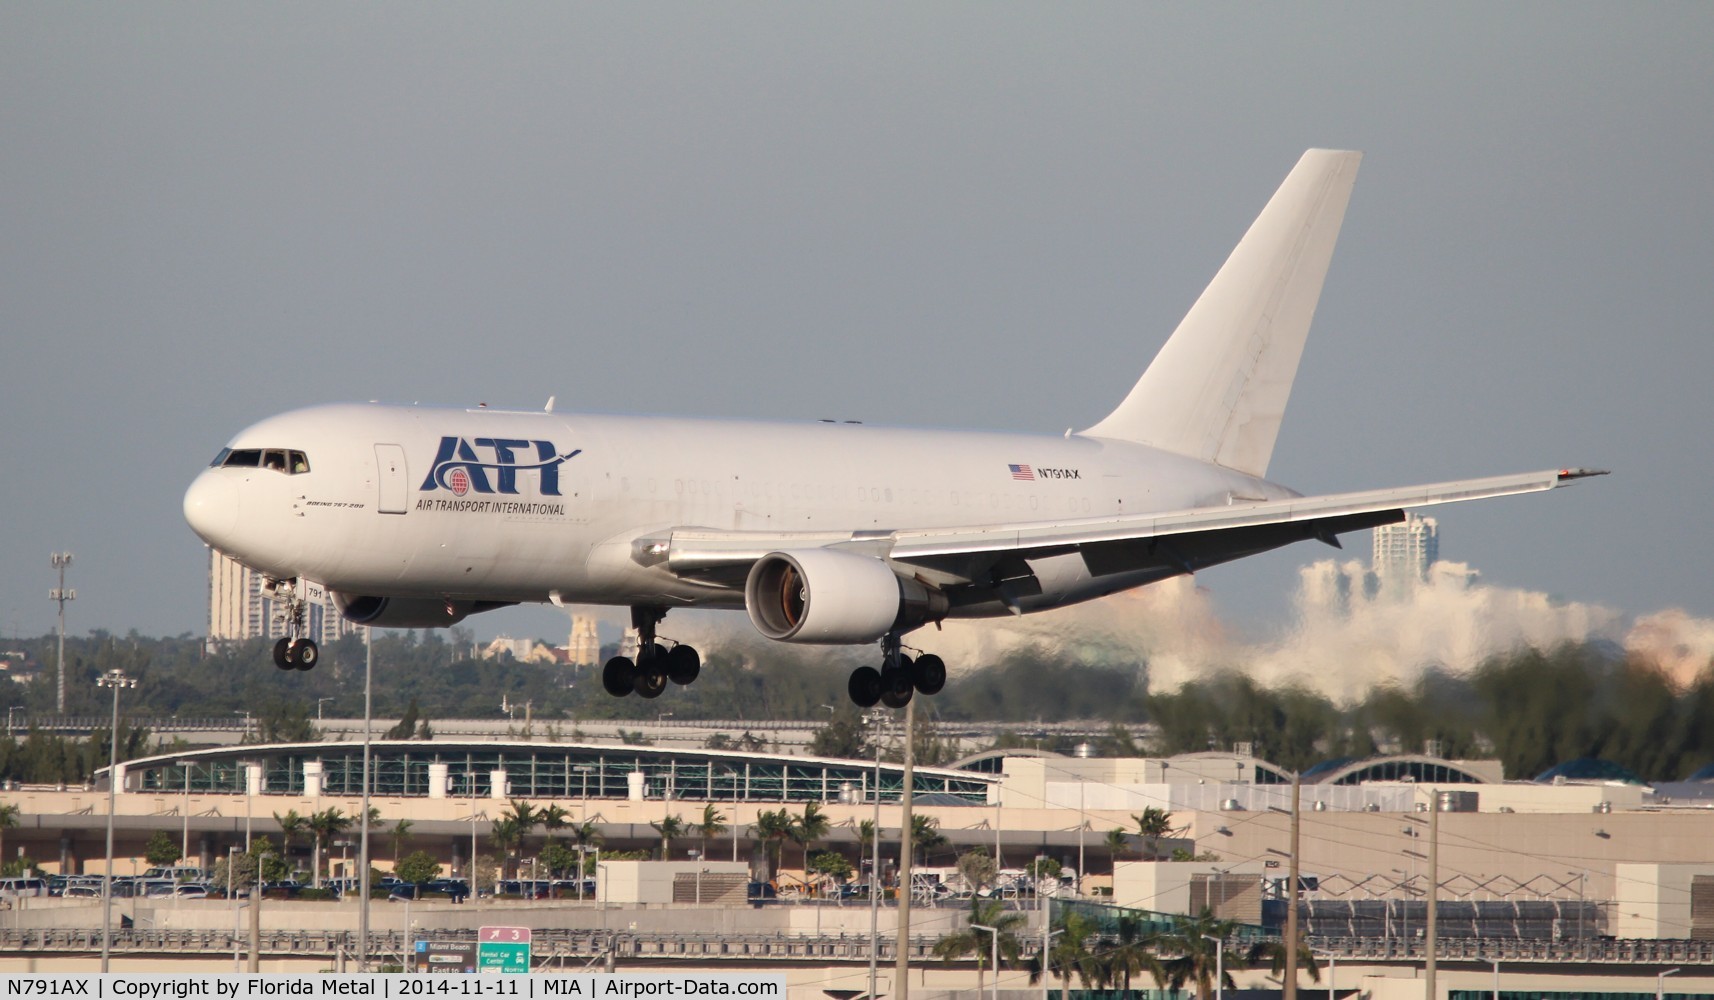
[183,150,1601,706]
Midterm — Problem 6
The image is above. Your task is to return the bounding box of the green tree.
[1247,938,1321,985]
[752,809,794,880]
[932,896,1027,995]
[1097,914,1165,993]
[650,814,684,861]
[0,803,18,878]
[389,818,415,865]
[793,802,830,874]
[394,850,441,887]
[489,816,525,878]
[1158,910,1241,1000]
[1105,827,1132,861]
[1134,806,1173,859]
[956,848,998,896]
[807,850,853,883]
[1027,910,1099,1000]
[911,814,948,865]
[144,830,183,868]
[808,708,871,758]
[697,804,727,860]
[273,809,307,873]
[540,840,581,880]
[307,807,352,889]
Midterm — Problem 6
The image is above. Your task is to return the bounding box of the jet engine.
[744,549,947,644]
[332,593,514,629]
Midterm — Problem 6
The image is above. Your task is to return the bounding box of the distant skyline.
[2,6,1710,652]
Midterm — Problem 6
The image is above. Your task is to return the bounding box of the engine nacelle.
[745,549,947,644]
[332,593,513,629]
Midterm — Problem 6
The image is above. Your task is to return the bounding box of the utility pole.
[894,697,915,1000]
[50,552,74,715]
[1285,773,1301,1000]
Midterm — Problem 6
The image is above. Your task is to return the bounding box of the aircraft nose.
[183,470,240,550]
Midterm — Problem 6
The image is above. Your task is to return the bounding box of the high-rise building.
[566,615,601,667]
[1372,513,1439,584]
[206,549,356,648]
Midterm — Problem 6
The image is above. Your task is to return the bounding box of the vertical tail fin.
[1081,149,1362,478]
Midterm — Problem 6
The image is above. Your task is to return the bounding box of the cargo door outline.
[375,444,409,514]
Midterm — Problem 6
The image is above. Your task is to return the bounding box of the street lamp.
[97,667,136,973]
[176,759,197,873]
[1202,933,1225,1000]
[971,923,1002,1000]
[316,698,334,721]
[1657,968,1681,1000]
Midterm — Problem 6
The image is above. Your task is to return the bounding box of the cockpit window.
[217,448,309,474]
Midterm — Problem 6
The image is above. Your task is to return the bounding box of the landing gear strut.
[267,579,319,671]
[601,606,701,699]
[847,633,945,709]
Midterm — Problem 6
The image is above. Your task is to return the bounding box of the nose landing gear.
[266,579,319,671]
[847,633,945,709]
[601,606,701,699]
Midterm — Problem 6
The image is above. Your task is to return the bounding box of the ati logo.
[420,437,581,497]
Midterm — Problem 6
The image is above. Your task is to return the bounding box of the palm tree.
[389,818,415,866]
[273,809,307,877]
[489,816,525,879]
[1159,909,1241,1000]
[697,804,727,860]
[650,814,684,861]
[1133,806,1173,860]
[1026,910,1099,1000]
[752,808,794,881]
[910,814,948,865]
[793,802,831,886]
[307,807,351,889]
[0,803,19,876]
[1098,914,1166,994]
[538,804,569,844]
[1105,827,1132,861]
[1247,937,1321,985]
[932,896,1027,995]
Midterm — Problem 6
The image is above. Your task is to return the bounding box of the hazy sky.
[3,4,1710,647]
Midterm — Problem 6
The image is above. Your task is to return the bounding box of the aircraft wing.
[645,468,1604,590]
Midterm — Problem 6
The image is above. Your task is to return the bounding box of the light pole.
[358,625,374,971]
[97,667,135,973]
[1039,925,1065,1000]
[1657,968,1681,1000]
[316,698,334,721]
[865,710,887,1000]
[176,759,196,872]
[50,552,74,715]
[971,923,1001,1000]
[1202,933,1225,1000]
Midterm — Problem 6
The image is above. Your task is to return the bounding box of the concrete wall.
[1614,862,1714,939]
[598,861,749,905]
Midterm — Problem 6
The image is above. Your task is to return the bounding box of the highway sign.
[477,925,532,974]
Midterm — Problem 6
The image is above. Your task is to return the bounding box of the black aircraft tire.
[602,657,636,697]
[911,653,946,695]
[879,667,914,709]
[666,645,701,685]
[635,669,668,699]
[292,640,319,671]
[848,666,883,708]
[640,642,668,665]
[272,639,294,671]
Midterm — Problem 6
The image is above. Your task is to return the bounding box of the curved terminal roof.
[1302,754,1496,786]
[104,740,997,805]
[1533,757,1647,786]
[951,747,1064,774]
[1165,751,1296,785]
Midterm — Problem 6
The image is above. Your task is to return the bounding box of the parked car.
[746,881,777,901]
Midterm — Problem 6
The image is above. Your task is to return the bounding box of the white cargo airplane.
[183,149,1601,707]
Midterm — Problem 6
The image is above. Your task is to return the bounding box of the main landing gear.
[846,632,945,709]
[267,580,319,671]
[602,606,701,700]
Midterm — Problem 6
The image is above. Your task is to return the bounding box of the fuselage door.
[375,444,409,515]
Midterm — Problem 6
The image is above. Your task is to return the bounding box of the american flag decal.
[1008,464,1035,481]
